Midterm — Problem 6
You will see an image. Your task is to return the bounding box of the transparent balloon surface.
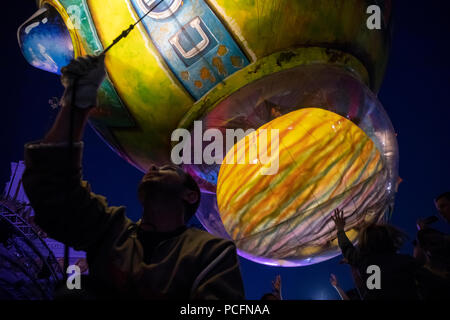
[193,65,398,266]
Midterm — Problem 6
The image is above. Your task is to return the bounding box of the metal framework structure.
[0,202,63,299]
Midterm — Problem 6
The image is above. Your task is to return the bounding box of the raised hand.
[329,273,338,287]
[331,208,346,231]
[272,275,282,299]
[60,55,106,109]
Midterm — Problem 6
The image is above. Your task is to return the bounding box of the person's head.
[137,164,200,227]
[357,223,408,255]
[260,293,279,300]
[434,192,450,223]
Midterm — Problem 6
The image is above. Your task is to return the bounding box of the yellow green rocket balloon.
[18,0,398,266]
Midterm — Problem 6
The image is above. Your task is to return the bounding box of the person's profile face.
[138,164,187,204]
[141,164,186,185]
[435,197,450,223]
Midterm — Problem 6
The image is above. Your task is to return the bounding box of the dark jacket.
[337,230,420,300]
[417,227,450,279]
[22,142,245,300]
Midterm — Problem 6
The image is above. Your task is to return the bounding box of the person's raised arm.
[332,209,361,266]
[22,55,127,252]
[329,273,350,300]
[272,274,282,300]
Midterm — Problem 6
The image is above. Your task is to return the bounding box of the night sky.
[1,1,449,300]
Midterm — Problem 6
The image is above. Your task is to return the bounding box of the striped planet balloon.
[217,108,389,266]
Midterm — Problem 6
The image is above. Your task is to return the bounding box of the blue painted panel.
[130,0,250,100]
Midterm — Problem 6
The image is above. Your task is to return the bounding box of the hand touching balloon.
[332,208,346,232]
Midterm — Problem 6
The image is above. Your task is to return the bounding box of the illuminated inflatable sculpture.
[18,0,398,266]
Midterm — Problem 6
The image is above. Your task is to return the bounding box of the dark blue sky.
[1,1,449,300]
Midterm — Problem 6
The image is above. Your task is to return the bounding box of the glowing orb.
[217,108,388,266]
[193,65,399,266]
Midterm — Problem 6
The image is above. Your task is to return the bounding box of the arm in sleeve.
[190,241,245,300]
[22,141,126,252]
[337,230,361,267]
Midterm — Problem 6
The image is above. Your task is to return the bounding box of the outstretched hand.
[272,275,281,292]
[329,273,339,287]
[272,275,282,299]
[331,208,346,231]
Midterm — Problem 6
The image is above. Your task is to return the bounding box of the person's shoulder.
[98,204,134,240]
[394,253,421,267]
[182,228,238,263]
[185,227,231,241]
[184,227,236,248]
[395,253,416,260]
